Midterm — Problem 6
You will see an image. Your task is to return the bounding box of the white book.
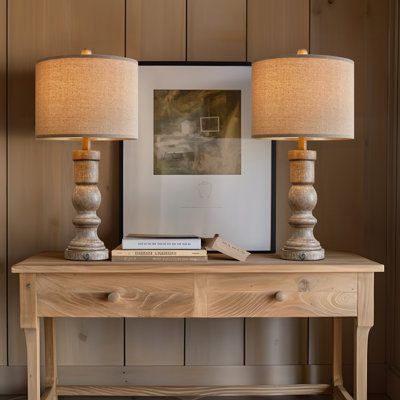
[122,234,202,250]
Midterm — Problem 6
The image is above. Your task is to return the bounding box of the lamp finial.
[81,48,92,55]
[297,49,308,55]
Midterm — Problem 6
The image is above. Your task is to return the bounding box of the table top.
[11,251,384,274]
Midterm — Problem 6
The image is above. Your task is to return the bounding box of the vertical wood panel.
[245,0,310,367]
[247,0,309,61]
[358,0,388,367]
[391,0,400,373]
[0,0,7,366]
[56,318,123,366]
[308,319,332,364]
[310,0,388,367]
[7,0,124,366]
[185,319,244,365]
[126,0,186,61]
[245,319,308,365]
[187,0,246,61]
[387,0,398,379]
[125,319,184,365]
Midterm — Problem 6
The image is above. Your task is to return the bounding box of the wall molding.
[388,367,400,400]
[388,0,400,390]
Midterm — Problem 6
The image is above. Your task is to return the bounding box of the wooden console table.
[12,251,384,400]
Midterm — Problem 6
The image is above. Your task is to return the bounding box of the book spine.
[112,249,207,257]
[111,255,208,262]
[122,239,201,250]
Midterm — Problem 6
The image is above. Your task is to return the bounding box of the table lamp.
[35,49,138,261]
[252,49,354,261]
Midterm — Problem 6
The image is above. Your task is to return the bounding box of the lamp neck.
[82,137,91,151]
[298,137,307,151]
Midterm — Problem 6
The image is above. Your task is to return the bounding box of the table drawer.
[206,273,357,317]
[36,274,194,317]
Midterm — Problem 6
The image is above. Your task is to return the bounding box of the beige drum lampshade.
[252,54,354,140]
[35,53,138,139]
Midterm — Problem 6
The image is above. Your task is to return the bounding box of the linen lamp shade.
[252,54,354,140]
[35,54,138,140]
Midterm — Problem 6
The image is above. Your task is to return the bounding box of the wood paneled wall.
[310,0,388,369]
[0,0,7,367]
[388,1,400,398]
[0,0,390,395]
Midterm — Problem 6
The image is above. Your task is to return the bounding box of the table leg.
[21,274,40,400]
[44,318,58,400]
[333,317,343,387]
[354,273,374,400]
[354,322,371,400]
[24,325,40,400]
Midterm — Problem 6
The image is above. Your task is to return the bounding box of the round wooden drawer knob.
[107,291,121,303]
[274,291,287,302]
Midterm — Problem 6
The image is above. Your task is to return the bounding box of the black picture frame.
[119,61,276,253]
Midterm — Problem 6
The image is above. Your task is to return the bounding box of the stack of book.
[112,234,207,262]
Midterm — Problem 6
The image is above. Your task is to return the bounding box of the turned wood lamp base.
[281,137,325,261]
[65,138,109,261]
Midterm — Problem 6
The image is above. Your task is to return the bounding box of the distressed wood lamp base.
[281,138,325,261]
[65,138,109,261]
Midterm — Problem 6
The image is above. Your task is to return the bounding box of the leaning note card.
[123,65,273,251]
[203,234,250,262]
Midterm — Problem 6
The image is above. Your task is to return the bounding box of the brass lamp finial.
[297,49,308,55]
[80,48,92,55]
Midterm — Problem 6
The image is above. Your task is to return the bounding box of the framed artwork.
[123,63,275,251]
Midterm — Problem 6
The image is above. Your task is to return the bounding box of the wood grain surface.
[56,383,331,396]
[185,318,244,365]
[44,318,57,394]
[207,273,357,317]
[245,318,308,365]
[12,252,384,274]
[36,274,194,318]
[26,268,362,319]
[126,0,186,61]
[388,0,400,391]
[187,0,246,61]
[125,319,184,365]
[0,363,387,394]
[247,0,309,61]
[0,0,6,366]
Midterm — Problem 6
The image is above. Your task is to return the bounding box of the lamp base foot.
[64,248,109,261]
[280,247,325,261]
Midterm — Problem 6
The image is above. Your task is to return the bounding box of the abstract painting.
[153,90,241,175]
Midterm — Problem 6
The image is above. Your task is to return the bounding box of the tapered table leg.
[44,318,58,400]
[354,273,374,400]
[24,326,40,400]
[333,317,343,387]
[20,274,40,400]
[354,323,371,400]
